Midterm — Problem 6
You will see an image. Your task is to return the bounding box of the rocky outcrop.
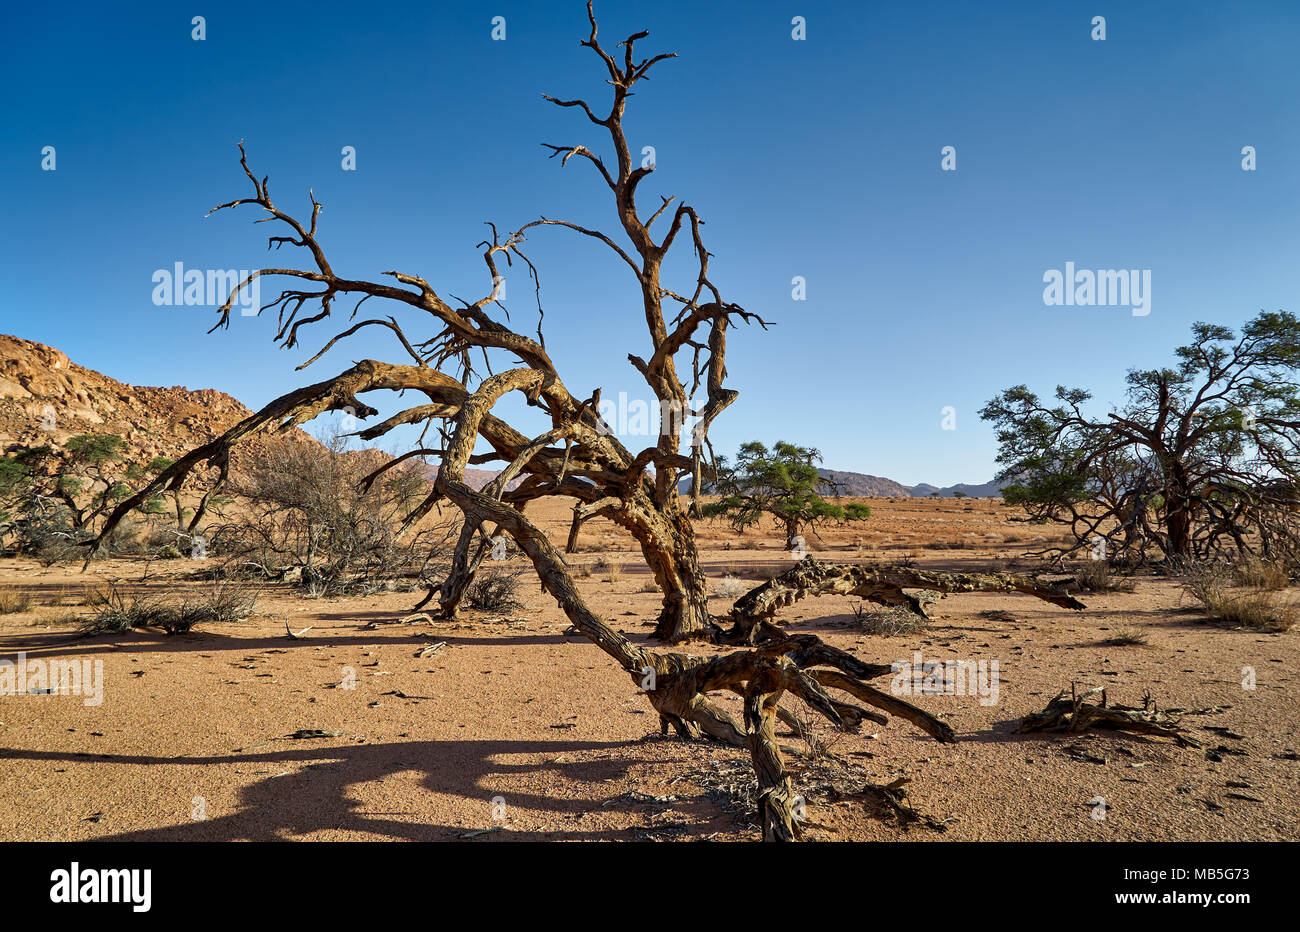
[0,334,312,470]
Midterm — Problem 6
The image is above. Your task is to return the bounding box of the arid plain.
[1,495,1295,842]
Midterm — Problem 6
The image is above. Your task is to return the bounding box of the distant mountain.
[818,469,912,497]
[928,478,1005,498]
[676,465,1004,498]
[824,470,1005,499]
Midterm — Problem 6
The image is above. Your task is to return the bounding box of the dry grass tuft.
[0,587,34,614]
[1232,559,1290,591]
[1179,562,1295,632]
[1102,625,1148,647]
[712,575,748,599]
[852,602,928,636]
[1072,560,1136,593]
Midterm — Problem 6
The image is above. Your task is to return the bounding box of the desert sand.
[0,495,1295,842]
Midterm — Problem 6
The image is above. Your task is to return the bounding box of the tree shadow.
[0,737,725,841]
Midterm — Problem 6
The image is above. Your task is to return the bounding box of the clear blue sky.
[3,1,1298,486]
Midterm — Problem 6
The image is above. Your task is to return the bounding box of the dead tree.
[93,4,1089,840]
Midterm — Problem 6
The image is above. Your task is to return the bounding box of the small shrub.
[465,568,524,612]
[81,578,257,636]
[637,579,659,593]
[1103,625,1148,646]
[36,535,81,566]
[81,585,161,635]
[194,578,259,625]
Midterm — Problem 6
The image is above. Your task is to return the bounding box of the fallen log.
[723,557,1085,644]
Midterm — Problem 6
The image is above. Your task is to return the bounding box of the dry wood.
[284,621,313,640]
[724,557,1085,644]
[1018,684,1202,747]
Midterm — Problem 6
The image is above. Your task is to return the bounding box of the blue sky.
[2,1,1298,485]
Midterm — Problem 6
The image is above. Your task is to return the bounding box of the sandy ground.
[0,496,1296,842]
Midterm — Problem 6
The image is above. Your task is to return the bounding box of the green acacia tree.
[981,311,1300,563]
[702,441,870,546]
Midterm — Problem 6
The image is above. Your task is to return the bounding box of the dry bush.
[1179,561,1295,632]
[1071,560,1136,593]
[787,701,850,763]
[852,602,928,636]
[211,432,453,596]
[592,556,622,582]
[637,578,659,593]
[1232,559,1290,591]
[81,577,258,636]
[465,568,524,612]
[0,587,33,614]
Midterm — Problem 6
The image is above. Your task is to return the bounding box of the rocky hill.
[0,334,313,472]
[0,334,511,491]
[908,478,1006,498]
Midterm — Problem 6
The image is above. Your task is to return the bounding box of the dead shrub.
[211,432,453,596]
[81,578,257,636]
[465,568,524,612]
[712,575,747,599]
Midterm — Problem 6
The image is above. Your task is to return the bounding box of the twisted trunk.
[617,495,713,642]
